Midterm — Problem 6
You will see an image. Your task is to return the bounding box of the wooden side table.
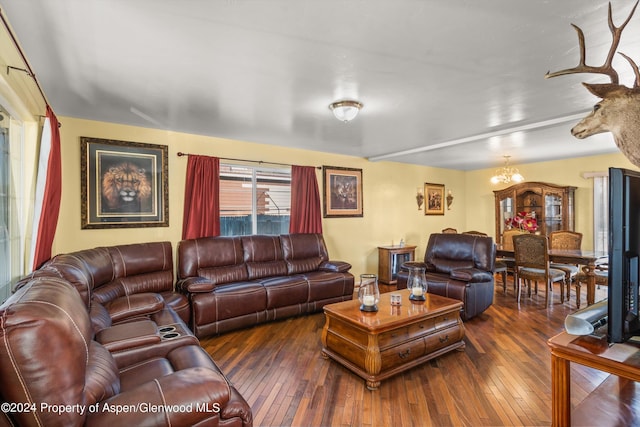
[378,245,416,285]
[548,331,640,426]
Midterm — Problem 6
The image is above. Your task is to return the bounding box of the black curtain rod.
[0,8,50,109]
[176,152,321,169]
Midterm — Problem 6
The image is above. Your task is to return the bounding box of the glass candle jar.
[406,265,427,301]
[358,274,380,312]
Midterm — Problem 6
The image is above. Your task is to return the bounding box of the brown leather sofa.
[0,275,252,427]
[177,233,355,338]
[397,233,496,320]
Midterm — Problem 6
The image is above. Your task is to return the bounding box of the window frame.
[219,162,291,236]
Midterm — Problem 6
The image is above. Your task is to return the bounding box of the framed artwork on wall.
[80,136,169,229]
[424,182,445,215]
[322,166,363,217]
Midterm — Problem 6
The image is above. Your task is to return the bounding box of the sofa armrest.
[449,268,493,283]
[319,260,352,273]
[400,261,428,271]
[176,277,217,293]
[105,293,164,322]
[86,368,233,427]
[95,320,161,352]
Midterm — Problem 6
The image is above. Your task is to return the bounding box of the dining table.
[496,247,608,306]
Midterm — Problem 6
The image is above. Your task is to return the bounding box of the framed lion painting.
[80,137,169,229]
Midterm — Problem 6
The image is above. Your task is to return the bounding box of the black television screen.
[608,167,640,343]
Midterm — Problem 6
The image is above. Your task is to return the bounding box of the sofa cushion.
[425,233,495,274]
[450,268,494,283]
[84,341,121,405]
[281,233,329,274]
[305,271,353,301]
[40,247,114,306]
[193,282,267,324]
[178,236,248,285]
[93,271,175,305]
[107,242,173,280]
[242,235,287,279]
[261,275,309,308]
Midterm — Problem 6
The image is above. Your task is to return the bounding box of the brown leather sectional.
[0,241,252,426]
[0,234,353,426]
[177,233,355,338]
[397,233,496,320]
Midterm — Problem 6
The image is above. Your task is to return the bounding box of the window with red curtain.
[182,155,220,239]
[289,165,322,234]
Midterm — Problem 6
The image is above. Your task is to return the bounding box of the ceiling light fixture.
[490,156,524,184]
[329,100,362,122]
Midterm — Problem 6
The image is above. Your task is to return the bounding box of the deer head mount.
[545,1,640,167]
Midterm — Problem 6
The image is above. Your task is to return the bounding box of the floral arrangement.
[505,211,538,232]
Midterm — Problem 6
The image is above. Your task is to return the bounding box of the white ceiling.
[3,0,640,170]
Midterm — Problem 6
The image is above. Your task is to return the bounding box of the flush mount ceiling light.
[490,155,524,184]
[329,100,363,122]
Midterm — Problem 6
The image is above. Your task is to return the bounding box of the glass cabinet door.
[544,192,563,234]
[498,196,514,237]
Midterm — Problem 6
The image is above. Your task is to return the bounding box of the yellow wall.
[464,153,640,249]
[56,117,467,279]
[55,117,640,280]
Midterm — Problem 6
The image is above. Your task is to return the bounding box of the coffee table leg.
[364,335,381,390]
[366,379,380,391]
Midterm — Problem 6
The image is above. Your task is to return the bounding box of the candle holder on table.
[406,265,427,301]
[358,274,380,312]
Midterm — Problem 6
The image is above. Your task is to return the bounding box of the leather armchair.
[397,233,496,320]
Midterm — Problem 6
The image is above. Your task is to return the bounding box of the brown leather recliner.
[0,277,252,427]
[397,233,496,320]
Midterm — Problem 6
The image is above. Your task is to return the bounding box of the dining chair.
[574,264,608,309]
[549,230,583,304]
[513,233,566,305]
[441,227,458,234]
[496,228,524,294]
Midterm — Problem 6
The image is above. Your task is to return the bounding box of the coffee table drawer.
[380,325,463,371]
[378,312,460,348]
[380,338,427,370]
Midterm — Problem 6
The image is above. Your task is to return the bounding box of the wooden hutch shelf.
[494,182,576,245]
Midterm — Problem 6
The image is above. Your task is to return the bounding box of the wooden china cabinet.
[494,182,576,245]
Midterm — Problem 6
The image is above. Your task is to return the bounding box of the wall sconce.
[446,190,453,210]
[416,187,424,210]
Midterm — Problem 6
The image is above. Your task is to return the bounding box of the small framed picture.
[322,166,363,217]
[80,137,169,229]
[424,183,445,215]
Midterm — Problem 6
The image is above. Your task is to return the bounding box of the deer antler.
[545,1,640,85]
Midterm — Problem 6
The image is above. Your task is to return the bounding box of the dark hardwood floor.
[201,281,618,427]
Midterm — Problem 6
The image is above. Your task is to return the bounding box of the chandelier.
[490,156,524,184]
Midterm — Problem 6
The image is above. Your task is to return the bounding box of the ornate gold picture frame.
[322,166,363,218]
[424,182,445,215]
[81,137,169,229]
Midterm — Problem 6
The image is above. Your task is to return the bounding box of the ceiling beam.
[367,111,591,162]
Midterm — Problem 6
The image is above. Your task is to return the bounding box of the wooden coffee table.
[321,289,465,390]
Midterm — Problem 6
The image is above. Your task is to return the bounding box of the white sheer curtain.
[593,174,609,254]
